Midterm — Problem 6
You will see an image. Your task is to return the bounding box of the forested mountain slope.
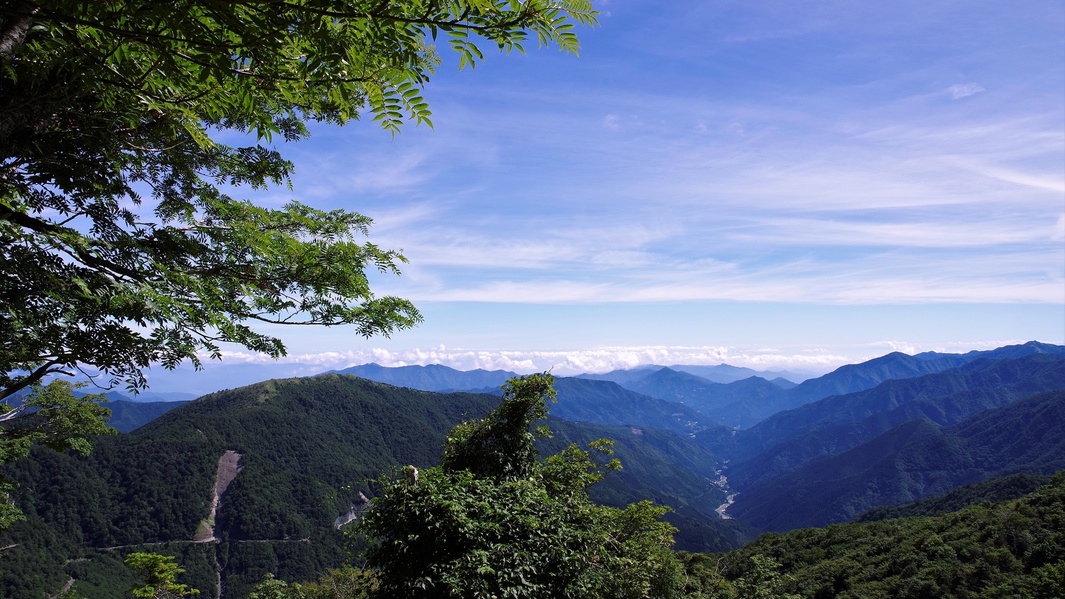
[856,472,1052,522]
[688,471,1065,598]
[0,374,738,598]
[2,375,498,598]
[728,389,1065,532]
[726,354,1065,489]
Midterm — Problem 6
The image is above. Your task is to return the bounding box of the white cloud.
[953,161,1065,194]
[948,83,986,100]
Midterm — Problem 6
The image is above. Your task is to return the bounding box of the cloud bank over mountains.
[182,339,1023,376]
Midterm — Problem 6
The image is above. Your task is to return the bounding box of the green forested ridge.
[687,471,1065,598]
[728,388,1065,532]
[856,472,1052,522]
[0,374,739,598]
[0,380,116,529]
[1,375,501,597]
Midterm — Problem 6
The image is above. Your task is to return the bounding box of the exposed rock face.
[194,450,243,543]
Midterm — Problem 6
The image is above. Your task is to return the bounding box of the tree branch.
[0,2,38,58]
[0,204,148,284]
[0,358,63,402]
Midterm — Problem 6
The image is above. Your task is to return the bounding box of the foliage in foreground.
[247,567,379,599]
[0,0,598,400]
[357,373,684,598]
[126,552,200,598]
[0,0,596,528]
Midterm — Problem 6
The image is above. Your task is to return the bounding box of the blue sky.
[175,0,1064,384]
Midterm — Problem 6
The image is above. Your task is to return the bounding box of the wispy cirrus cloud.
[948,83,986,100]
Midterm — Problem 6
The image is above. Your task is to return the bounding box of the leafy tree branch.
[0,0,597,528]
[1,1,597,399]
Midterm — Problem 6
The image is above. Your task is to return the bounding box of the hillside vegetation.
[0,375,742,598]
[686,471,1065,598]
[2,345,1063,597]
[729,388,1065,531]
[856,472,1052,522]
[0,377,501,597]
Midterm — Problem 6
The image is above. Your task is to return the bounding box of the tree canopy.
[0,0,598,400]
[683,471,1065,598]
[0,0,597,535]
[126,552,200,599]
[0,379,114,529]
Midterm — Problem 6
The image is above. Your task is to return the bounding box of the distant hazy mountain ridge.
[330,363,517,392]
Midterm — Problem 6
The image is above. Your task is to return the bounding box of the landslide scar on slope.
[195,450,243,542]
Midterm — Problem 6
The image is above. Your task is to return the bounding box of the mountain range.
[338,341,1065,431]
[725,353,1065,487]
[728,388,1065,531]
[0,375,752,598]
[1,340,1062,598]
